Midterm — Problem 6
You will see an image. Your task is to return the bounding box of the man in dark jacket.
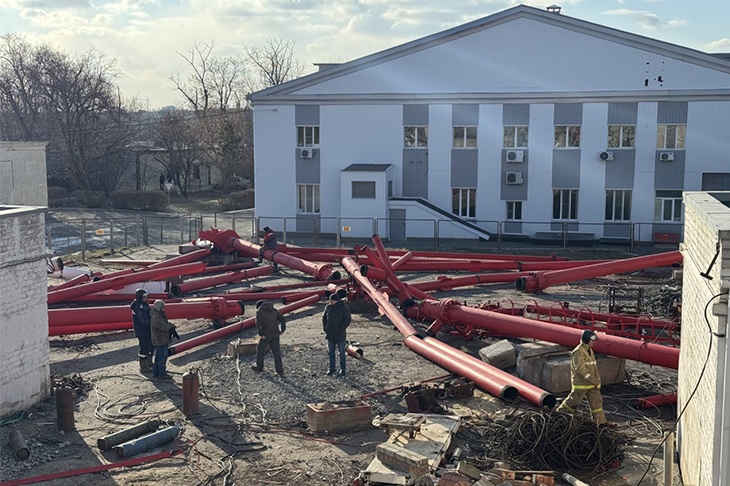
[150,300,175,380]
[322,293,351,376]
[257,226,279,271]
[251,300,286,377]
[130,289,153,373]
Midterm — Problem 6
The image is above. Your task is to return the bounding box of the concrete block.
[305,401,372,433]
[455,461,482,480]
[436,471,471,486]
[478,339,517,369]
[376,442,430,476]
[517,347,626,393]
[226,338,259,358]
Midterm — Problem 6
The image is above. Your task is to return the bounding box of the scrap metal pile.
[47,228,683,411]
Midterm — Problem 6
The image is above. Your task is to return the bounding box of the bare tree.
[153,111,207,197]
[244,36,304,89]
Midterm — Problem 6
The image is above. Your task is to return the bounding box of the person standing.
[251,300,286,377]
[258,226,279,271]
[130,289,153,374]
[150,300,175,380]
[556,330,614,427]
[159,173,165,190]
[322,293,351,376]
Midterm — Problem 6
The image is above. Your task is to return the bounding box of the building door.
[402,150,428,198]
[389,209,406,242]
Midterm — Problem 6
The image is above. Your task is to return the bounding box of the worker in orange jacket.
[557,330,614,427]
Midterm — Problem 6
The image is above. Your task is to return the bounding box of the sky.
[1,0,728,110]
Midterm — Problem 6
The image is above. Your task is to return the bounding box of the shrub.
[220,190,254,211]
[111,190,168,211]
[47,186,68,208]
[71,190,106,208]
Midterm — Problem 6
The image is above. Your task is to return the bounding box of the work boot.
[251,365,263,372]
[326,370,336,376]
[139,357,152,374]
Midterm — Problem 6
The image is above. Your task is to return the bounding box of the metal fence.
[46,210,683,258]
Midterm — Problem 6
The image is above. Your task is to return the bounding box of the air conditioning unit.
[505,171,524,185]
[506,150,524,162]
[659,151,675,162]
[599,151,614,161]
[299,147,314,159]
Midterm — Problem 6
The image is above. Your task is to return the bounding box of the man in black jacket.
[251,300,286,377]
[130,289,153,373]
[322,293,351,376]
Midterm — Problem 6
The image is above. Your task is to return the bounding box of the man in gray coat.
[251,300,286,377]
[322,293,351,376]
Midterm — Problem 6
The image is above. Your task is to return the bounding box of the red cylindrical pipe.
[170,266,274,296]
[362,246,413,304]
[284,246,568,262]
[634,392,677,409]
[49,297,243,327]
[198,228,334,280]
[50,322,133,336]
[407,299,679,369]
[345,343,364,358]
[525,304,678,329]
[515,251,682,292]
[48,273,91,293]
[169,294,321,355]
[423,337,555,408]
[223,278,349,296]
[198,262,256,275]
[146,248,212,269]
[48,262,207,305]
[98,259,157,267]
[63,293,171,304]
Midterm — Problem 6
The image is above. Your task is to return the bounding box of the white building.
[0,141,48,207]
[249,4,730,243]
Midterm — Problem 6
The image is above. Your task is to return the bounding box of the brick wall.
[678,192,730,485]
[0,207,50,415]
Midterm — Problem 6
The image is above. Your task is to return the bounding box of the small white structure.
[679,191,730,485]
[0,205,51,415]
[0,141,48,207]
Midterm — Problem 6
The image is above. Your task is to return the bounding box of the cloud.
[601,8,687,30]
[704,38,730,52]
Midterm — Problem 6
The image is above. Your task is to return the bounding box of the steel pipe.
[48,273,91,293]
[283,246,568,262]
[406,299,680,369]
[49,323,133,336]
[113,424,181,459]
[170,266,274,296]
[515,251,682,292]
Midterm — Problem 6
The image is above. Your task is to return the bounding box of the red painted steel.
[222,278,349,296]
[63,293,170,303]
[98,259,157,267]
[48,273,91,293]
[634,392,677,409]
[168,294,321,355]
[146,248,212,269]
[170,266,274,296]
[49,323,133,336]
[406,299,679,369]
[515,251,683,292]
[198,262,256,274]
[197,228,335,280]
[361,246,413,304]
[49,297,244,327]
[48,262,207,305]
[282,245,568,262]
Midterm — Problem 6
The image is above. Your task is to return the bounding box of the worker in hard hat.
[556,329,615,428]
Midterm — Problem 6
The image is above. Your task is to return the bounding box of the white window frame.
[506,201,522,221]
[654,191,683,222]
[605,190,632,221]
[453,126,477,148]
[552,189,578,220]
[404,126,428,148]
[297,126,320,147]
[297,184,320,214]
[452,188,476,218]
[656,125,686,149]
[503,125,528,148]
[608,125,635,148]
[554,125,581,148]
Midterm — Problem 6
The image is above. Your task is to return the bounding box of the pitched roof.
[249,4,730,103]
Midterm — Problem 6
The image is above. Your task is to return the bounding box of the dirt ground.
[0,242,683,486]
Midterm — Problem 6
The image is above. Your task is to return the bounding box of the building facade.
[0,141,48,207]
[249,5,730,242]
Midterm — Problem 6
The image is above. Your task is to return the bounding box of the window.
[657,125,686,149]
[654,190,682,222]
[506,201,522,221]
[352,181,375,199]
[297,126,320,147]
[607,125,635,148]
[554,126,581,148]
[404,126,428,148]
[605,190,632,221]
[503,126,528,148]
[453,126,477,148]
[452,188,476,218]
[297,184,320,214]
[552,189,578,220]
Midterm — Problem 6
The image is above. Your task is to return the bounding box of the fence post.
[282,218,287,245]
[562,222,568,249]
[81,219,87,260]
[372,218,378,238]
[336,217,341,248]
[434,220,439,250]
[232,214,236,234]
[136,216,140,247]
[497,221,503,248]
[180,215,184,244]
[214,213,217,228]
[160,217,164,245]
[143,217,149,246]
[124,221,128,248]
[109,221,114,253]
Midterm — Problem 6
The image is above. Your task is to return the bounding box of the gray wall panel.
[553,103,583,124]
[295,105,319,125]
[403,105,429,125]
[503,221,522,234]
[452,104,479,125]
[451,150,478,187]
[551,150,581,188]
[657,102,688,124]
[604,151,635,188]
[296,157,320,184]
[608,102,638,124]
[503,104,530,125]
[654,155,685,189]
[603,223,631,238]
